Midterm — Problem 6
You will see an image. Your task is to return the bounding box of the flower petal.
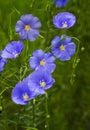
[19,29,28,40]
[54,0,68,7]
[59,50,71,61]
[51,36,61,45]
[65,42,76,56]
[27,29,39,41]
[20,14,33,24]
[30,17,41,28]
[15,20,24,32]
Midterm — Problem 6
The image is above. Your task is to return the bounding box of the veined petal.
[59,50,71,61]
[15,20,24,32]
[19,29,28,40]
[27,29,39,41]
[20,14,33,24]
[30,17,42,28]
[65,42,76,56]
[51,36,61,46]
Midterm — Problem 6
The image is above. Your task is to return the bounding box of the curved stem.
[70,37,80,85]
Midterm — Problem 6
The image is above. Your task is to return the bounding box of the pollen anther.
[62,21,68,28]
[24,25,30,31]
[23,93,29,100]
[40,60,45,66]
[59,45,65,50]
[40,81,46,87]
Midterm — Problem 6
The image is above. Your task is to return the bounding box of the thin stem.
[32,99,35,127]
[45,93,50,130]
[39,34,44,39]
[70,37,80,85]
[0,87,12,96]
[26,40,29,56]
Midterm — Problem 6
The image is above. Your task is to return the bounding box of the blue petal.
[30,17,41,29]
[29,56,40,69]
[20,14,33,24]
[33,49,44,57]
[1,41,24,59]
[45,64,56,73]
[15,20,24,32]
[51,36,61,46]
[28,70,55,90]
[11,80,37,105]
[1,50,14,58]
[65,42,76,56]
[44,52,55,62]
[0,57,7,72]
[27,29,39,41]
[28,81,46,95]
[44,78,55,90]
[19,29,28,40]
[58,50,71,61]
[51,48,61,58]
[61,34,72,43]
[54,0,68,7]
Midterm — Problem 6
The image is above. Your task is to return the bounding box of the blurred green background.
[0,0,90,130]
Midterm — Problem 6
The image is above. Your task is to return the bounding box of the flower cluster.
[0,1,77,105]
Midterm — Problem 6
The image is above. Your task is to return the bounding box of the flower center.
[62,22,67,28]
[59,45,65,50]
[40,60,46,66]
[24,25,30,31]
[13,52,18,58]
[23,93,29,100]
[40,81,46,87]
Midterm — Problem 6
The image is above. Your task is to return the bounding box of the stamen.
[13,52,18,58]
[40,81,46,87]
[23,93,29,100]
[24,25,30,31]
[59,45,65,50]
[40,60,45,66]
[62,21,67,28]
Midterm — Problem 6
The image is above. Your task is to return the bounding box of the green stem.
[45,93,50,130]
[33,99,35,127]
[0,87,12,96]
[70,37,80,85]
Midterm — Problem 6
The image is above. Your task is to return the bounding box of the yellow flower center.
[62,22,67,28]
[23,93,29,100]
[24,25,30,31]
[40,60,45,66]
[40,81,46,87]
[59,45,65,50]
[13,53,18,58]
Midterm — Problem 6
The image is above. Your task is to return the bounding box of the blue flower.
[0,57,7,72]
[28,70,55,92]
[15,14,41,41]
[1,41,24,59]
[53,12,76,29]
[51,35,76,61]
[11,77,43,105]
[29,49,56,73]
[54,0,68,8]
